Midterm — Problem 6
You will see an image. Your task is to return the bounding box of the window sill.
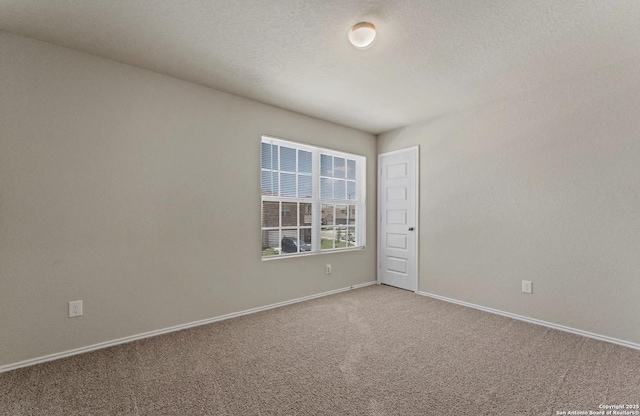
[261,246,366,261]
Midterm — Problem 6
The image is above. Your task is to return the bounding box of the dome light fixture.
[348,22,376,49]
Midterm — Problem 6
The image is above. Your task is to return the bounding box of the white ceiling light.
[348,22,376,49]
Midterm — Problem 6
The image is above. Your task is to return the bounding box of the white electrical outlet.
[326,264,332,275]
[69,300,83,317]
[521,280,532,294]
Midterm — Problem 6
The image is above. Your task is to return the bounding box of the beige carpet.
[2,285,639,415]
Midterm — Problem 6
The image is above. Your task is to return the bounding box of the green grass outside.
[321,239,354,249]
[262,247,279,256]
[263,239,355,256]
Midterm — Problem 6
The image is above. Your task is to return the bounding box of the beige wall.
[0,32,377,367]
[378,59,640,345]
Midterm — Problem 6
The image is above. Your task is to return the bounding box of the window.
[261,136,365,258]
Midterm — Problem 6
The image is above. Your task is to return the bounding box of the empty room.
[1,1,640,415]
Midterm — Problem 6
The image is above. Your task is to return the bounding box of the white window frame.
[261,135,366,259]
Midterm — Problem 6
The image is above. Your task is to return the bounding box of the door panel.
[378,147,418,291]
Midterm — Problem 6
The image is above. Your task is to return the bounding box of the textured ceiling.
[1,0,639,134]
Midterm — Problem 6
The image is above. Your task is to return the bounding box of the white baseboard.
[417,291,640,351]
[1,281,377,374]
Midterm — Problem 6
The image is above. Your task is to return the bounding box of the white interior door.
[378,147,419,292]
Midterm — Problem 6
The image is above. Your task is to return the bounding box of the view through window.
[261,136,366,258]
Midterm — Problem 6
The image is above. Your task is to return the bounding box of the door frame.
[377,146,420,292]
